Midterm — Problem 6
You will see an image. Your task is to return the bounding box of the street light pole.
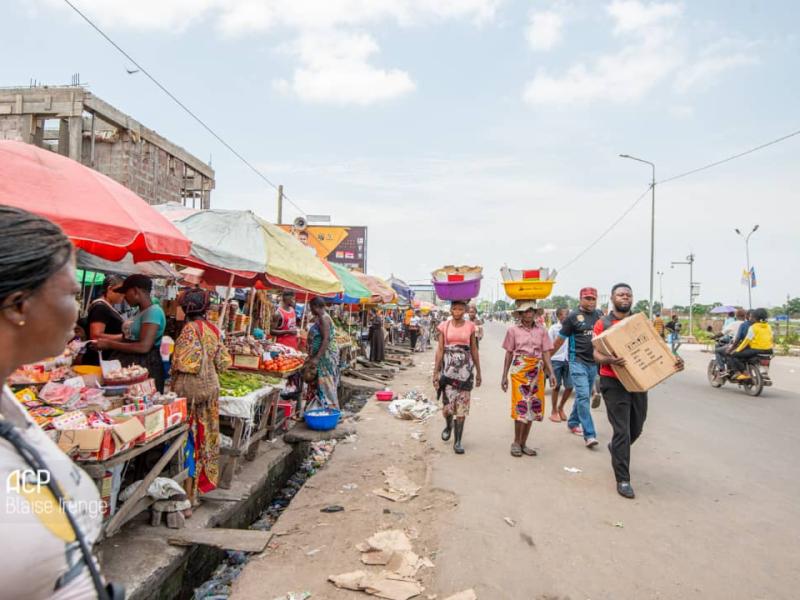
[656,270,664,310]
[620,154,656,319]
[671,254,696,339]
[735,225,759,310]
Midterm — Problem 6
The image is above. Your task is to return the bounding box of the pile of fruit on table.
[218,371,282,398]
[261,354,305,374]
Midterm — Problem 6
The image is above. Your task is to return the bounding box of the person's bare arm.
[96,322,158,354]
[552,336,566,355]
[501,350,513,392]
[543,350,556,386]
[432,332,445,388]
[89,321,123,342]
[593,346,625,366]
[470,333,481,387]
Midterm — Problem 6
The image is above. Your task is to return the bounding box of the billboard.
[280,225,368,272]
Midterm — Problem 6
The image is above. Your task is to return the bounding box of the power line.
[62,0,306,217]
[558,186,651,273]
[658,127,800,184]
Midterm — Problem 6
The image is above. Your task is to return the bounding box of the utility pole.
[671,253,697,339]
[276,184,284,225]
[619,154,656,319]
[735,225,759,310]
[656,270,664,311]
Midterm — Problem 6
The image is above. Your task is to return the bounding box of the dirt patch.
[231,348,455,599]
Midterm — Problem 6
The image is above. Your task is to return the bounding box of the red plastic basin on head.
[375,391,394,401]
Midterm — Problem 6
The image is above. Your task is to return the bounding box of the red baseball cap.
[580,287,598,299]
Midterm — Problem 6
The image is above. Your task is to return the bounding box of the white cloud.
[526,11,564,51]
[48,0,499,106]
[524,39,683,104]
[674,39,758,93]
[606,0,683,35]
[524,1,754,106]
[668,104,694,118]
[274,31,415,105]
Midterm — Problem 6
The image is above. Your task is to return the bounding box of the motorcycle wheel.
[744,363,763,397]
[707,360,724,388]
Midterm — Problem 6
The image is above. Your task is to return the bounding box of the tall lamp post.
[671,253,696,339]
[656,270,665,310]
[735,225,759,310]
[620,154,656,318]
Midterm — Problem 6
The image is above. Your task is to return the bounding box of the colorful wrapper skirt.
[510,354,545,423]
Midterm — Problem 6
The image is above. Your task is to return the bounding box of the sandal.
[548,414,561,423]
[521,446,538,456]
[510,443,522,457]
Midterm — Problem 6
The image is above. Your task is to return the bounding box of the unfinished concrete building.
[0,85,214,208]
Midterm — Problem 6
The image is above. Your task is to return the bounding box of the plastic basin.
[503,280,556,300]
[433,277,482,301]
[375,391,394,401]
[304,409,341,431]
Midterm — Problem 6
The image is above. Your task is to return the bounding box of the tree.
[493,300,510,312]
[477,299,492,314]
[541,295,578,310]
[633,300,650,315]
[787,297,800,316]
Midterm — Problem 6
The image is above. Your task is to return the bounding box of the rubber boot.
[453,420,465,454]
[441,414,454,441]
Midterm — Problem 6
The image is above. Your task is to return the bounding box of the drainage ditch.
[175,390,371,600]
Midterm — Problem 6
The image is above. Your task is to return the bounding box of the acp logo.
[6,469,51,494]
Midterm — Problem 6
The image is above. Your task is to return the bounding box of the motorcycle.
[707,334,773,396]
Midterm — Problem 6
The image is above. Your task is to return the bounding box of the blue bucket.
[304,409,341,431]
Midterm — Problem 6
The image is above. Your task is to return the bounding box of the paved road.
[428,322,800,600]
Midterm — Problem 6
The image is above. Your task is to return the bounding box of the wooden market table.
[80,423,189,538]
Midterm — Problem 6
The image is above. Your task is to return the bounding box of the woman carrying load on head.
[501,301,556,457]
[433,300,482,455]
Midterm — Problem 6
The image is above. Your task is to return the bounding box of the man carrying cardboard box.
[593,283,684,499]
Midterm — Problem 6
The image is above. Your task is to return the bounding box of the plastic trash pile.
[387,390,437,422]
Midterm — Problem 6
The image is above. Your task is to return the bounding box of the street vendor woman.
[81,274,125,366]
[0,206,111,599]
[501,301,556,457]
[271,289,298,349]
[304,297,340,411]
[434,299,482,454]
[172,288,232,510]
[94,274,167,392]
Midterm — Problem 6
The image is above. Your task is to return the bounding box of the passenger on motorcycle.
[716,308,747,372]
[730,308,773,379]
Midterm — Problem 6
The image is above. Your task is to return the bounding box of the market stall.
[10,358,190,537]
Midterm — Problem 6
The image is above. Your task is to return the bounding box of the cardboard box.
[109,405,165,444]
[162,398,188,429]
[57,418,145,461]
[592,312,679,392]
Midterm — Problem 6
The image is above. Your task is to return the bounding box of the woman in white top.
[0,206,108,599]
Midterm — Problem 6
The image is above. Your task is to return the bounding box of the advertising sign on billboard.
[280,225,368,272]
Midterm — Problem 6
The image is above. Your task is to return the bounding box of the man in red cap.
[551,287,602,448]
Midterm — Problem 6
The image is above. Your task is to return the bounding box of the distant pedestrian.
[547,307,573,423]
[594,283,684,499]
[434,300,482,454]
[501,302,556,457]
[408,310,421,352]
[652,312,665,340]
[551,287,601,449]
[467,303,484,349]
[665,314,682,354]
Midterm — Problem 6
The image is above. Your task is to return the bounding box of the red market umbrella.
[0,140,192,262]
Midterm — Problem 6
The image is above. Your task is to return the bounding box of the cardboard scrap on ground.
[373,467,421,503]
[329,570,424,600]
[443,590,477,600]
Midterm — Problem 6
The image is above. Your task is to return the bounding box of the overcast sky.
[7,0,800,307]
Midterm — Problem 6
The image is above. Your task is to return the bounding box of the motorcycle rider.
[716,308,747,373]
[730,308,774,379]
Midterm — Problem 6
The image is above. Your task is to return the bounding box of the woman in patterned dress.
[501,301,556,457]
[172,289,232,507]
[433,300,482,454]
[304,296,340,411]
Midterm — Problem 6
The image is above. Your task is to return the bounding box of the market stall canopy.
[352,272,397,304]
[710,305,738,314]
[157,207,343,295]
[328,262,372,304]
[0,140,192,262]
[76,250,181,279]
[387,276,415,303]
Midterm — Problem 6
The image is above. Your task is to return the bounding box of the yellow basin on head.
[503,280,556,300]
